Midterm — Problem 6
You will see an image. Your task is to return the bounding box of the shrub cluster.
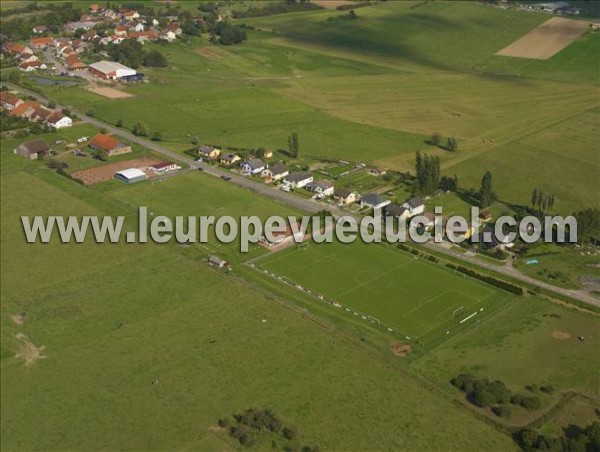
[451,374,548,417]
[219,408,317,450]
[514,421,600,451]
[445,264,524,294]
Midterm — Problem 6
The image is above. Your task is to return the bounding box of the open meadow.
[413,296,600,425]
[2,0,599,448]
[0,133,517,451]
[29,0,599,213]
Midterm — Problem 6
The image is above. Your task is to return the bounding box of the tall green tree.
[288,132,299,158]
[531,188,555,218]
[446,137,458,152]
[478,171,495,208]
[414,151,440,195]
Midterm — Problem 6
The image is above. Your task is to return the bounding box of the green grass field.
[1,141,517,451]
[27,1,599,213]
[413,296,599,424]
[258,240,514,341]
[2,1,599,448]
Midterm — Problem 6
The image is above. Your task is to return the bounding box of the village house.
[10,101,42,119]
[0,92,24,111]
[65,54,87,71]
[197,145,221,160]
[334,188,358,206]
[13,140,50,160]
[360,193,391,211]
[4,42,33,57]
[31,106,52,123]
[165,23,183,35]
[89,134,132,157]
[64,21,96,33]
[122,10,140,20]
[46,112,73,129]
[220,153,241,166]
[261,163,288,181]
[114,26,128,37]
[385,203,410,222]
[148,161,178,175]
[283,172,313,190]
[160,30,177,42]
[20,53,40,64]
[241,158,266,176]
[402,196,425,217]
[307,180,334,197]
[18,61,46,72]
[30,37,54,49]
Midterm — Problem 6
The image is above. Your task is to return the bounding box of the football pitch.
[258,241,514,342]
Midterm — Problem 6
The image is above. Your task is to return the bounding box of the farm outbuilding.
[88,60,137,80]
[13,140,50,159]
[114,168,147,184]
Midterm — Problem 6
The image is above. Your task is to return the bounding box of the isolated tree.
[143,50,168,67]
[288,132,299,158]
[572,208,600,242]
[531,188,555,218]
[116,118,124,127]
[440,174,458,192]
[429,132,442,146]
[478,171,495,208]
[191,135,199,145]
[414,151,441,195]
[446,137,458,152]
[132,120,148,136]
[151,131,162,141]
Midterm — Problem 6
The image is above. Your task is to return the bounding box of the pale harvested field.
[88,86,135,99]
[496,17,590,60]
[312,0,357,10]
[71,158,163,185]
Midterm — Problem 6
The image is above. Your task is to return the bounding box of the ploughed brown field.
[496,17,591,60]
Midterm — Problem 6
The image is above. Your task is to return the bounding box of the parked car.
[221,175,231,181]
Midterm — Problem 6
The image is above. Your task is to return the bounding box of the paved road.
[7,83,599,308]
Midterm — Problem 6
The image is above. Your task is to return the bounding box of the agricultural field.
[28,1,599,214]
[257,240,515,342]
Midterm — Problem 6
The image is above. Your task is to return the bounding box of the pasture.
[0,145,515,451]
[413,296,600,424]
[258,240,514,342]
[31,1,599,213]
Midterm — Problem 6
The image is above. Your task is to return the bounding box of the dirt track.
[496,17,590,60]
[88,85,134,99]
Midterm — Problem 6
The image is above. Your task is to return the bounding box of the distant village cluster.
[2,3,184,76]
